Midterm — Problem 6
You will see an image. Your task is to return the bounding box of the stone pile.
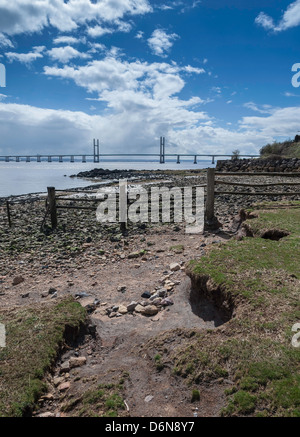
[216,157,300,173]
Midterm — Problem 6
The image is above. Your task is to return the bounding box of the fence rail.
[206,168,300,228]
[3,169,300,230]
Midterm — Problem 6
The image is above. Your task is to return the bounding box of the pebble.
[170,263,181,272]
[58,382,71,392]
[118,304,128,314]
[12,276,24,286]
[69,356,87,369]
[127,301,138,312]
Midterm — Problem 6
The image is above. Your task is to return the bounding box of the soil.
[0,223,232,417]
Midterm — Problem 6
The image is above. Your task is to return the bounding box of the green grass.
[146,202,300,417]
[0,297,86,417]
[260,140,300,158]
[62,380,128,417]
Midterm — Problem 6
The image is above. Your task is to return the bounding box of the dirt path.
[7,226,230,418]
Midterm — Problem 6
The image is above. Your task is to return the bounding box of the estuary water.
[0,159,214,198]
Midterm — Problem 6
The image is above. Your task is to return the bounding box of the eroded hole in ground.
[261,229,290,241]
[189,287,229,328]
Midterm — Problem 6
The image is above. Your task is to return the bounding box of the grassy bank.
[0,297,86,417]
[260,140,300,158]
[146,201,300,416]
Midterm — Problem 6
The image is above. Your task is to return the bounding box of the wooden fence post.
[205,168,221,230]
[6,201,12,228]
[47,186,57,229]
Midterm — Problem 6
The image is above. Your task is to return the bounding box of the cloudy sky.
[1,0,300,156]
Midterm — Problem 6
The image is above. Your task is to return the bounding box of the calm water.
[0,159,214,198]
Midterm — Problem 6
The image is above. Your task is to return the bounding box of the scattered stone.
[127,301,138,312]
[144,395,154,403]
[21,292,29,298]
[53,376,64,387]
[170,263,181,272]
[157,288,167,297]
[58,382,71,392]
[40,393,54,401]
[118,304,128,315]
[134,304,145,313]
[48,287,57,295]
[142,305,159,316]
[12,276,24,286]
[69,356,87,369]
[152,297,162,306]
[161,297,174,306]
[38,412,55,418]
[75,292,89,298]
[60,361,70,374]
[117,286,126,293]
[141,291,151,299]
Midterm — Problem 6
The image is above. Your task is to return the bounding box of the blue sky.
[1,0,300,156]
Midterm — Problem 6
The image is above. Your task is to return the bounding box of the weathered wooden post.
[205,168,221,230]
[47,187,57,229]
[6,201,12,228]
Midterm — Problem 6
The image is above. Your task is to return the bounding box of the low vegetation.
[260,139,300,158]
[0,297,86,417]
[61,379,128,417]
[146,201,300,416]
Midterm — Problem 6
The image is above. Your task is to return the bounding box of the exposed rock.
[58,381,71,392]
[12,276,24,286]
[69,356,87,369]
[127,301,138,312]
[141,305,159,316]
[170,263,181,272]
[118,304,128,314]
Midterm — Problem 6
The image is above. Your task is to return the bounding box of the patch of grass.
[0,297,86,417]
[191,389,200,402]
[154,353,165,371]
[169,244,184,253]
[145,202,300,417]
[222,391,257,416]
[65,381,127,417]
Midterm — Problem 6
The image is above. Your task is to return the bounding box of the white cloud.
[255,12,275,31]
[135,30,144,39]
[0,32,14,48]
[0,0,152,36]
[5,46,45,65]
[2,100,300,156]
[240,106,300,137]
[0,102,103,155]
[243,101,276,115]
[53,36,81,45]
[147,29,179,57]
[255,0,300,32]
[87,25,113,38]
[183,65,205,74]
[47,46,91,63]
